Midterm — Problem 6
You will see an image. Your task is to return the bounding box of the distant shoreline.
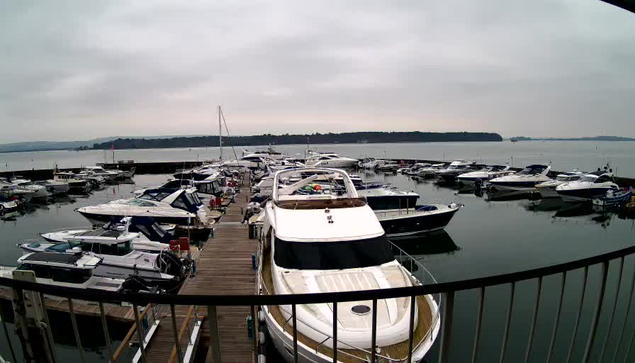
[509,136,635,142]
[90,131,503,151]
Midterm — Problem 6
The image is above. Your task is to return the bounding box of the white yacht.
[556,172,619,203]
[77,187,216,226]
[488,164,552,195]
[435,160,478,183]
[53,172,91,194]
[457,165,514,188]
[35,179,70,195]
[258,168,440,362]
[305,152,358,168]
[417,163,446,179]
[18,234,186,287]
[39,217,175,253]
[81,166,121,180]
[535,172,584,198]
[0,195,20,214]
[8,179,49,200]
[0,252,154,293]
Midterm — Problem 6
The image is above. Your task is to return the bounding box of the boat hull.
[557,187,615,203]
[376,206,460,237]
[78,211,193,226]
[262,301,437,363]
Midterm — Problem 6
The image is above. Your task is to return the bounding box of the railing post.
[207,305,222,363]
[99,301,116,363]
[170,304,184,363]
[524,277,543,363]
[499,282,516,363]
[547,271,567,363]
[332,302,338,363]
[68,298,86,363]
[582,261,609,363]
[566,266,589,363]
[292,304,298,363]
[371,298,378,362]
[612,258,635,363]
[408,295,416,363]
[37,292,57,363]
[132,304,147,363]
[471,287,485,363]
[599,257,624,362]
[0,302,18,363]
[437,291,455,363]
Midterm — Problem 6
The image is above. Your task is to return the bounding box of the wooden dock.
[143,178,257,362]
[0,288,137,323]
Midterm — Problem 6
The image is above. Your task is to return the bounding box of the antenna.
[218,105,223,161]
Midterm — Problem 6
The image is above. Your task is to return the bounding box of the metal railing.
[2,244,635,362]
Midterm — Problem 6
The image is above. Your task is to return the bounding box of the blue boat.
[592,188,632,207]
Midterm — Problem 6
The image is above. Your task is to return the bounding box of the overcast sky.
[0,1,633,143]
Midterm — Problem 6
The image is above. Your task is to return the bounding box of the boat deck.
[261,248,435,362]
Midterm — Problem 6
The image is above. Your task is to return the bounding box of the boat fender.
[259,331,266,344]
[258,310,266,322]
[258,354,266,363]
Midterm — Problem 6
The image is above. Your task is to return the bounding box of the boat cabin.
[16,252,100,284]
[138,187,203,213]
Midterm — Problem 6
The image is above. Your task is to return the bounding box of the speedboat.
[305,152,358,168]
[593,188,632,208]
[0,252,157,293]
[435,161,479,183]
[77,187,217,226]
[416,163,446,179]
[457,165,514,188]
[258,168,440,362]
[358,187,460,237]
[35,179,70,195]
[556,172,619,203]
[54,172,91,194]
[488,164,552,195]
[40,217,175,253]
[402,163,432,176]
[18,234,187,287]
[0,195,20,214]
[535,172,584,198]
[7,179,49,200]
[81,166,121,181]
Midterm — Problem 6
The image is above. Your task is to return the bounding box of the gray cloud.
[1,0,634,142]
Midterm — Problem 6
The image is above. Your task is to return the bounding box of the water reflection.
[390,231,459,256]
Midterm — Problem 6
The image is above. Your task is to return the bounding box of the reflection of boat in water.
[553,203,595,218]
[390,230,459,256]
[523,198,569,213]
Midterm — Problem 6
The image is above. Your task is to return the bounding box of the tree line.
[92,131,503,150]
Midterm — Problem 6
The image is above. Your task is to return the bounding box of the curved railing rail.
[2,243,635,362]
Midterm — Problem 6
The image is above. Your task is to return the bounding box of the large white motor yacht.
[305,152,358,168]
[77,187,216,226]
[258,168,440,362]
[555,172,619,203]
[457,165,514,188]
[535,172,583,198]
[488,164,552,194]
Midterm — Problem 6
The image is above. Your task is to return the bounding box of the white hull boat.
[488,164,552,195]
[556,172,619,203]
[258,168,440,363]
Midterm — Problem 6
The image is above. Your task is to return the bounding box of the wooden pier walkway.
[143,179,258,362]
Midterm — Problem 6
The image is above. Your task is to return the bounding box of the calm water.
[0,172,634,362]
[2,140,635,177]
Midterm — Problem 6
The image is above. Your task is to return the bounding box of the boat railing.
[3,242,635,362]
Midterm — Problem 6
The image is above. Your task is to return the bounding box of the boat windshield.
[274,235,394,270]
[580,175,598,182]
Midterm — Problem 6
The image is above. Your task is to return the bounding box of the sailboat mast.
[218,105,223,160]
